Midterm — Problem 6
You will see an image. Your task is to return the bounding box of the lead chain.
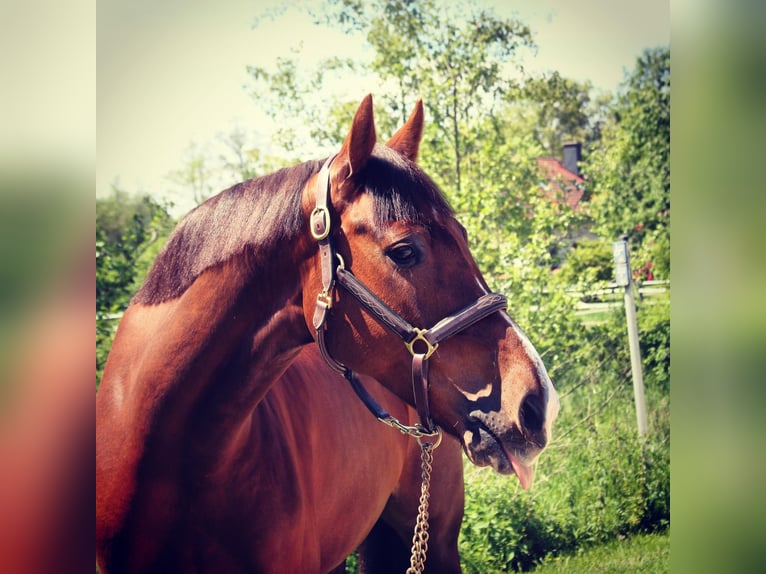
[405,437,438,574]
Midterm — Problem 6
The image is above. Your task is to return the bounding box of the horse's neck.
[183,303,313,461]
[103,255,311,431]
[97,250,313,554]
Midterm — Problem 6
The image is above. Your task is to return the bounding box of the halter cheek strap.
[310,156,507,438]
[310,155,337,331]
[312,158,430,437]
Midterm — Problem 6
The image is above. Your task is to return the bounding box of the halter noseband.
[310,156,508,438]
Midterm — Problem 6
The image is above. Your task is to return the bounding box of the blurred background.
[0,1,92,572]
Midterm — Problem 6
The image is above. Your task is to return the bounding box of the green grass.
[531,531,669,573]
[576,308,615,326]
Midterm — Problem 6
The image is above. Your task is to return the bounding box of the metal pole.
[612,239,649,436]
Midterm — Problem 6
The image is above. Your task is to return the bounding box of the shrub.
[555,238,614,289]
[637,293,670,392]
[459,295,670,572]
[459,398,670,572]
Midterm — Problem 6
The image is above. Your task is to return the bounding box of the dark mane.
[362,145,453,226]
[132,146,453,305]
[133,160,322,305]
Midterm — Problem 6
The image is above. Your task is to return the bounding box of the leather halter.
[310,156,508,438]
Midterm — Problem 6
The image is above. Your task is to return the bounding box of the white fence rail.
[572,280,669,315]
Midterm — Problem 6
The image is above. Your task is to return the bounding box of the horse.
[234,344,465,573]
[96,95,560,573]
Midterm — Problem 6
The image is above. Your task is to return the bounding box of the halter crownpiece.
[310,156,508,438]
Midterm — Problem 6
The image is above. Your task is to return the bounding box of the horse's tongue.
[509,455,534,490]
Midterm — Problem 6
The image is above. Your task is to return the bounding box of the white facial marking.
[458,382,493,401]
[509,319,560,431]
[472,277,560,433]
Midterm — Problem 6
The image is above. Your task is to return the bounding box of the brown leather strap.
[336,267,418,341]
[338,268,507,348]
[311,156,337,331]
[412,354,434,433]
[315,327,347,375]
[425,293,507,345]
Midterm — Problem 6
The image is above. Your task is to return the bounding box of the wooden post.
[612,239,649,436]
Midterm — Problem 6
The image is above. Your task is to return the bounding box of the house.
[536,142,599,270]
[536,142,585,210]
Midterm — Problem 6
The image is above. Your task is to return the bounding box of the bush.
[96,191,174,382]
[555,238,614,290]
[638,293,670,392]
[458,292,670,572]
[460,395,670,572]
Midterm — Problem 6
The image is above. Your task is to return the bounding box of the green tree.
[217,127,261,182]
[520,72,610,158]
[585,46,670,278]
[168,143,215,206]
[318,0,534,193]
[247,54,362,153]
[96,188,174,380]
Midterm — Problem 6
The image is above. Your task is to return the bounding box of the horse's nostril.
[520,393,545,436]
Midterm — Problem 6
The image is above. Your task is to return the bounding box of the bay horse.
[241,344,465,573]
[96,95,559,573]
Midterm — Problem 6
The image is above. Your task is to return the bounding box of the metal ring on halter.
[416,426,442,449]
[405,328,438,359]
[310,206,331,240]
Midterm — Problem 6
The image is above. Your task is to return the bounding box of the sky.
[97,0,669,215]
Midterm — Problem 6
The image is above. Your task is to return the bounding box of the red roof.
[536,157,585,210]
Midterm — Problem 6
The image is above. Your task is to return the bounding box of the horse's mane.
[132,146,453,305]
[362,145,453,228]
[132,160,322,305]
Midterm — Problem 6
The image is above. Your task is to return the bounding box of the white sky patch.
[98,0,668,217]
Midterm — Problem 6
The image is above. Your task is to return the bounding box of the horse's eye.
[386,243,420,267]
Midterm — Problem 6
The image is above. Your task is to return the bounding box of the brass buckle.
[405,329,438,359]
[310,206,330,240]
[316,290,332,310]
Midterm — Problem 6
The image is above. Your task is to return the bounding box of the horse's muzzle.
[462,409,548,489]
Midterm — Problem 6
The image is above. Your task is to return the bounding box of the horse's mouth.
[461,419,536,490]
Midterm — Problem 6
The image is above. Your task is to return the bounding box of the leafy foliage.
[585,46,670,277]
[167,129,294,208]
[460,308,670,571]
[248,54,365,153]
[520,73,610,159]
[637,294,671,392]
[254,0,534,195]
[555,238,614,289]
[360,0,534,193]
[96,189,173,381]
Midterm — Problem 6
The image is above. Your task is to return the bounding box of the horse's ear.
[332,94,376,190]
[386,99,424,162]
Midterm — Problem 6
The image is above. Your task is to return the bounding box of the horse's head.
[300,95,559,488]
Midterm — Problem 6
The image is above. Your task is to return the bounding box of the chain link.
[405,430,441,574]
